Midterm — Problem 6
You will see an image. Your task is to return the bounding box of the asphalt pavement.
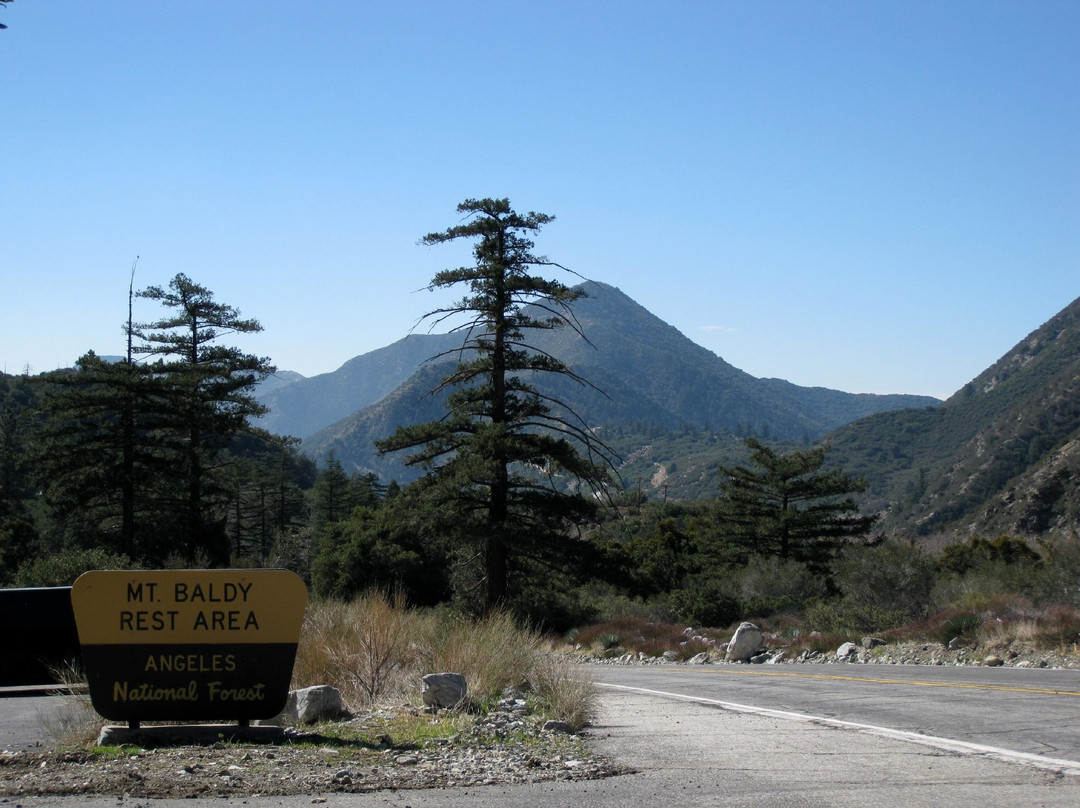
[7,674,1080,808]
[591,661,1080,764]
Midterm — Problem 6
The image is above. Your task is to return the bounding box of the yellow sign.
[72,569,306,645]
[71,569,308,722]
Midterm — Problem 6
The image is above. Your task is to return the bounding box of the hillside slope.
[256,333,462,440]
[301,282,937,479]
[829,295,1080,537]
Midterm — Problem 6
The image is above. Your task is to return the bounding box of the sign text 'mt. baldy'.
[71,569,307,723]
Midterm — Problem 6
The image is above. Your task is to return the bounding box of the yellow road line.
[678,665,1080,697]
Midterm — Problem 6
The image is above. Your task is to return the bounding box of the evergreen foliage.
[133,273,276,562]
[30,353,178,559]
[714,438,876,568]
[377,198,615,613]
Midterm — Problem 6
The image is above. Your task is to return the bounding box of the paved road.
[0,693,70,752]
[591,662,1080,764]
[7,665,1080,807]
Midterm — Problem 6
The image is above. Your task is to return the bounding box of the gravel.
[0,707,628,799]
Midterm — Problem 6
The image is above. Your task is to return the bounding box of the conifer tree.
[311,451,353,534]
[377,198,614,613]
[134,273,274,562]
[715,438,876,568]
[30,352,177,559]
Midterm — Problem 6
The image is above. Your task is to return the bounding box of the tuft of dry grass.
[1035,604,1080,651]
[293,591,424,708]
[572,617,685,653]
[414,609,542,709]
[529,654,597,731]
[293,594,596,726]
[39,661,102,748]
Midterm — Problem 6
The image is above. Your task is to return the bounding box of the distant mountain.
[255,334,461,439]
[257,369,307,397]
[828,295,1080,537]
[295,282,938,480]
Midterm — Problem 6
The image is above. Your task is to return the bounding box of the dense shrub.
[667,582,741,628]
[834,539,935,620]
[15,546,137,587]
[938,535,1040,576]
[726,555,828,617]
[804,599,910,636]
[1031,535,1080,608]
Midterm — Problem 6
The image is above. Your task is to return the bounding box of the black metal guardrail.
[0,586,81,689]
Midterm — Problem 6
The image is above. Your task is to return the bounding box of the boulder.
[687,652,709,665]
[835,642,859,661]
[725,622,764,662]
[861,636,886,649]
[422,672,468,710]
[257,684,342,726]
[294,685,343,724]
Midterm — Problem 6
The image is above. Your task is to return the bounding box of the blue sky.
[2,1,1076,399]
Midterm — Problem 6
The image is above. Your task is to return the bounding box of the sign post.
[71,569,307,728]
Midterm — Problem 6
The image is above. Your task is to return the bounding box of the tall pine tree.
[377,198,615,613]
[134,273,274,563]
[30,353,180,559]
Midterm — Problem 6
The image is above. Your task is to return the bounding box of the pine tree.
[377,197,614,613]
[30,353,178,559]
[715,438,876,567]
[134,273,274,562]
[311,451,353,533]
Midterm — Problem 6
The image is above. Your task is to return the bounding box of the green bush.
[667,582,740,628]
[938,535,1040,576]
[728,555,828,616]
[932,610,982,646]
[804,599,909,636]
[1031,536,1080,608]
[834,540,935,620]
[15,546,137,587]
[598,632,621,650]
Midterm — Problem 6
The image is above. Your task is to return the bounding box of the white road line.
[598,682,1080,777]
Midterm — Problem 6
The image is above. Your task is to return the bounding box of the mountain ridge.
[828,294,1080,537]
[284,281,938,479]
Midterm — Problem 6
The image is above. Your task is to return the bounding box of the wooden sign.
[71,569,307,723]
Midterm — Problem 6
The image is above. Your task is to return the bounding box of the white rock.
[725,622,764,662]
[422,672,468,709]
[294,685,343,724]
[835,642,859,661]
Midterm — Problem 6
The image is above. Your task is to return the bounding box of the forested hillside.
[300,282,937,479]
[829,295,1080,538]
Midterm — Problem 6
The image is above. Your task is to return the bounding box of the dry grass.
[39,661,102,748]
[293,594,596,725]
[569,616,728,658]
[572,617,686,653]
[880,598,1080,654]
[39,693,102,748]
[529,654,597,731]
[293,592,420,708]
[414,609,542,709]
